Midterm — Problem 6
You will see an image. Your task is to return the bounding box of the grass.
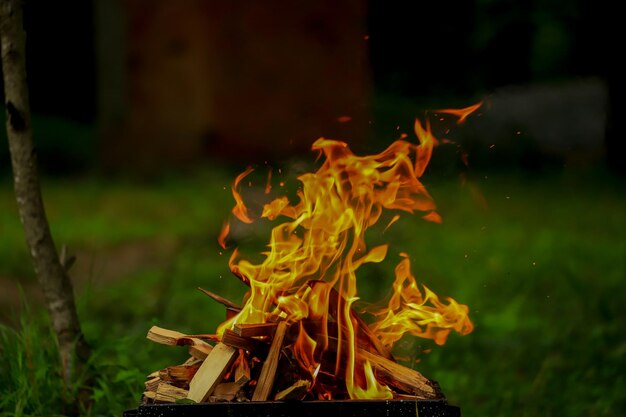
[0,166,624,416]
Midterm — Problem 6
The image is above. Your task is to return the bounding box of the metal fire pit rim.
[124,398,460,417]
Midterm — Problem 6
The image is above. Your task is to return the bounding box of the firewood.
[146,326,214,357]
[226,307,240,319]
[197,287,242,310]
[233,322,278,338]
[274,379,311,400]
[144,382,188,403]
[209,382,243,402]
[158,362,201,387]
[234,352,251,385]
[146,371,159,379]
[144,376,160,392]
[358,349,441,399]
[187,343,238,403]
[306,281,394,361]
[251,321,288,401]
[222,329,269,353]
[189,343,213,360]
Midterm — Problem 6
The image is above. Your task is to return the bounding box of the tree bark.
[0,0,90,382]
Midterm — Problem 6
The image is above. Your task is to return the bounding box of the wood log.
[210,382,243,402]
[234,351,251,385]
[222,329,269,353]
[233,322,278,338]
[358,349,441,399]
[158,362,201,387]
[146,326,214,358]
[144,376,160,392]
[306,281,394,361]
[274,379,311,400]
[187,343,238,403]
[197,287,242,310]
[144,382,188,403]
[251,321,288,401]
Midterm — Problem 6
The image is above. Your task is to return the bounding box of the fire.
[217,105,478,399]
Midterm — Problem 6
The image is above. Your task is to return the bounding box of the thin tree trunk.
[0,0,90,382]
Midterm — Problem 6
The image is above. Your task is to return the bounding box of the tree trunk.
[0,0,90,382]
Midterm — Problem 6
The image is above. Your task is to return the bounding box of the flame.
[436,102,482,124]
[371,255,474,347]
[217,107,475,399]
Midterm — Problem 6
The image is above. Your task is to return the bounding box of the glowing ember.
[217,105,479,400]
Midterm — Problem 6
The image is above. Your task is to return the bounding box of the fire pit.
[128,105,480,416]
[123,399,460,417]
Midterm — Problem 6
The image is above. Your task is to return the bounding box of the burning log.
[251,321,288,401]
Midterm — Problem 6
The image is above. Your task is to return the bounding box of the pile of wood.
[143,287,443,404]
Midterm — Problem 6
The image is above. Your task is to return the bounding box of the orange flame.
[436,101,482,124]
[218,108,475,399]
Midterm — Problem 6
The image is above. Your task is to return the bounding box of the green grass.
[0,167,624,416]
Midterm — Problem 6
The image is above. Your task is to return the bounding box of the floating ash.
[141,105,479,406]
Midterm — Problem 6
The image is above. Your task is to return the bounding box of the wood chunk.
[147,326,214,358]
[144,376,160,392]
[234,352,251,385]
[210,382,242,402]
[144,382,189,403]
[358,349,441,399]
[146,326,187,345]
[159,363,201,387]
[187,343,238,403]
[306,281,394,361]
[233,322,278,338]
[147,370,160,379]
[251,321,288,401]
[222,329,269,353]
[274,379,311,401]
[189,343,213,360]
[226,307,240,319]
[197,287,242,310]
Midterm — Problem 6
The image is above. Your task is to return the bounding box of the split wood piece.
[222,329,269,354]
[251,321,288,401]
[146,371,159,379]
[187,343,238,403]
[144,376,160,392]
[358,349,441,399]
[210,382,244,402]
[274,379,311,401]
[234,351,251,385]
[306,280,394,361]
[144,383,188,403]
[146,326,214,356]
[233,322,278,338]
[197,287,242,310]
[159,363,201,387]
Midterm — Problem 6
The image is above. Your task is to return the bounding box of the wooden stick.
[187,343,238,403]
[197,287,242,310]
[358,349,441,399]
[306,281,394,361]
[222,329,269,353]
[147,326,213,347]
[144,383,188,403]
[234,352,251,385]
[274,379,311,400]
[233,322,278,338]
[251,321,288,401]
[158,363,201,387]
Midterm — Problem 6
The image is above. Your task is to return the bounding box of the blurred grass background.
[1,160,624,416]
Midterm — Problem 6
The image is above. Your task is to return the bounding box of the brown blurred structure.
[96,0,371,172]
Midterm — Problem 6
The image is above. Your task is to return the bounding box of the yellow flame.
[218,108,476,398]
